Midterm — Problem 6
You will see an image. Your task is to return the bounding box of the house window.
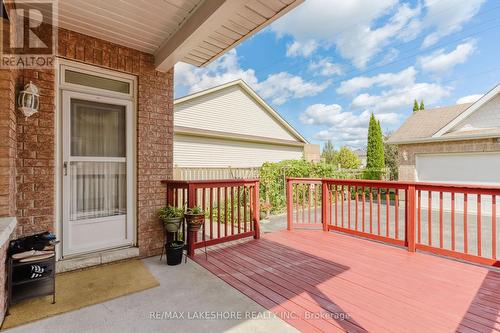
[65,70,131,94]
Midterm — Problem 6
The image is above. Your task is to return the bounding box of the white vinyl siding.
[175,85,298,141]
[174,134,303,168]
[451,94,500,133]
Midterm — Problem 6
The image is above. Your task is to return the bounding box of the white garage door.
[416,153,500,185]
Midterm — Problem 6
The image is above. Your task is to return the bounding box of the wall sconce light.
[18,81,39,118]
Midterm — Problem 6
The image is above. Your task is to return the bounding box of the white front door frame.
[56,59,137,258]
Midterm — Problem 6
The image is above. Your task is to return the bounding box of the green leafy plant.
[157,205,184,221]
[186,206,204,215]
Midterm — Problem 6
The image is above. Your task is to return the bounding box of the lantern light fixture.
[18,81,39,118]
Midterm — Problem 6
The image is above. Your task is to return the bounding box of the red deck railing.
[287,178,500,267]
[162,179,260,256]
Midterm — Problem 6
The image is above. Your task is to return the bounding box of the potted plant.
[158,205,184,233]
[166,236,184,266]
[185,206,205,232]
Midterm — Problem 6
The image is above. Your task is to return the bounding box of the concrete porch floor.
[5,256,296,333]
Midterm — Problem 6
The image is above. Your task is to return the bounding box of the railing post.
[187,184,197,257]
[321,181,329,231]
[406,185,416,252]
[286,179,293,231]
[253,181,260,239]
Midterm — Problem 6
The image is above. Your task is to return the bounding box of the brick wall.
[0,69,18,217]
[11,28,173,256]
[398,138,500,181]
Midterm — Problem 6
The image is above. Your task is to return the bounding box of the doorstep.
[56,247,140,273]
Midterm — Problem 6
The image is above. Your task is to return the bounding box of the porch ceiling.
[30,0,303,71]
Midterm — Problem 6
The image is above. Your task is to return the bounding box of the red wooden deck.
[193,230,500,333]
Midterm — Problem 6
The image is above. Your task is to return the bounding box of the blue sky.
[174,0,500,149]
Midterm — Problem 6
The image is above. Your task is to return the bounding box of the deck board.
[193,230,500,333]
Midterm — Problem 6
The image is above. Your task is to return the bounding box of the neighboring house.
[173,80,320,169]
[354,148,367,167]
[0,0,303,314]
[388,84,500,185]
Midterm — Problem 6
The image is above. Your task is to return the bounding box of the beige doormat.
[2,259,159,330]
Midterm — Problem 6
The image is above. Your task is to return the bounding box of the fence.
[162,179,260,256]
[173,167,260,181]
[286,178,500,267]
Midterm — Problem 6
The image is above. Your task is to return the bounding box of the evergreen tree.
[419,99,425,110]
[321,140,337,165]
[413,99,419,112]
[365,113,385,179]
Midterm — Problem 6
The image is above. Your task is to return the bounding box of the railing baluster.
[355,186,358,231]
[464,193,468,254]
[417,190,421,244]
[362,187,365,232]
[210,188,213,240]
[314,183,318,225]
[231,187,235,236]
[243,186,247,233]
[428,190,432,246]
[395,189,399,240]
[202,188,206,241]
[341,185,345,228]
[302,184,305,224]
[492,195,496,260]
[386,189,390,237]
[347,185,351,229]
[477,194,481,257]
[224,187,228,237]
[217,187,221,238]
[237,186,241,234]
[377,188,381,236]
[451,192,455,251]
[439,192,443,249]
[369,189,373,234]
[334,186,338,226]
[308,184,312,224]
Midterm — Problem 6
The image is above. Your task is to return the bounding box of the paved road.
[262,202,500,259]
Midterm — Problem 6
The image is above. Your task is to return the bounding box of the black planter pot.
[166,241,184,266]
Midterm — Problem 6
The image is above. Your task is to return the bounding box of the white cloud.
[378,48,400,66]
[351,82,451,112]
[299,104,399,146]
[337,66,417,95]
[254,72,331,105]
[308,58,343,77]
[418,40,476,74]
[286,40,318,57]
[456,94,483,104]
[421,0,485,48]
[174,49,331,106]
[272,0,421,68]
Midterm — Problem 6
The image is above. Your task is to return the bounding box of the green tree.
[365,113,385,179]
[321,140,337,164]
[333,146,361,169]
[383,132,398,180]
[413,99,419,112]
[419,99,425,110]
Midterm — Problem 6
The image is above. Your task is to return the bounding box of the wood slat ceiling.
[56,0,203,54]
[23,0,301,68]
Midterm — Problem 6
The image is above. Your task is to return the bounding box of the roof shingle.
[387,103,472,144]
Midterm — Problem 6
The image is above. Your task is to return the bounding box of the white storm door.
[62,91,134,256]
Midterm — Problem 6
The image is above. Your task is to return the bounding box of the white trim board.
[433,84,500,137]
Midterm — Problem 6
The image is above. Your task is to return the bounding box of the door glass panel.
[65,70,130,94]
[71,99,126,157]
[69,161,127,221]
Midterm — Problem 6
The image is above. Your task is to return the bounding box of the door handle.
[63,161,68,176]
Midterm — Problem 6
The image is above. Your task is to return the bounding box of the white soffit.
[31,0,303,71]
